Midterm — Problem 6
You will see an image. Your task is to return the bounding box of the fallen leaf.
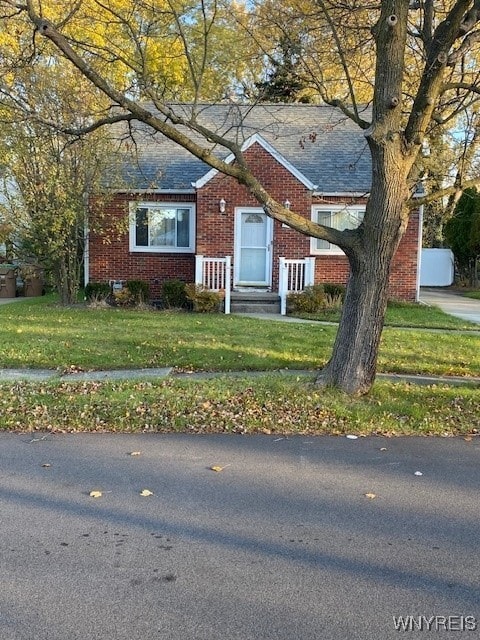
[414,471,423,476]
[365,493,377,499]
[346,435,358,440]
[41,463,51,468]
[129,451,142,456]
[464,436,473,442]
[140,489,154,496]
[89,490,102,498]
[210,465,225,472]
[379,447,387,451]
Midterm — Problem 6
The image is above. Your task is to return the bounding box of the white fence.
[195,255,231,314]
[278,257,316,315]
[420,249,454,287]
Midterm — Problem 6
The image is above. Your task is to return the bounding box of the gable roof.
[115,103,372,195]
[193,133,318,190]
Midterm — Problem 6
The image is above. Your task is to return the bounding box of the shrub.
[126,279,149,304]
[162,279,188,308]
[287,284,325,313]
[184,283,223,313]
[113,286,134,307]
[85,282,111,301]
[323,292,344,311]
[288,284,345,314]
[323,283,346,301]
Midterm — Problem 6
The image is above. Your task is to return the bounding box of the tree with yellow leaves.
[2,0,480,394]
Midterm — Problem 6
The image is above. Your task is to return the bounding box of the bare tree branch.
[410,176,480,208]
[447,27,480,63]
[405,0,480,148]
[316,0,362,124]
[441,80,480,94]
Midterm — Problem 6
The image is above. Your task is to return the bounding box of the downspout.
[84,227,89,290]
[83,186,90,293]
[415,204,424,302]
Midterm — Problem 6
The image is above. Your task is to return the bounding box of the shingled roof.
[116,103,372,194]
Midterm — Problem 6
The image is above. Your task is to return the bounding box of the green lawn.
[292,299,480,330]
[0,296,479,435]
[465,290,480,301]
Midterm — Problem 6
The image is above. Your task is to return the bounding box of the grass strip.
[1,375,479,436]
[292,300,480,330]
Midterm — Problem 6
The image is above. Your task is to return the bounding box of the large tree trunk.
[318,141,410,395]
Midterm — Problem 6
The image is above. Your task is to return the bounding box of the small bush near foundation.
[162,279,188,309]
[85,282,111,302]
[126,280,149,304]
[184,283,223,313]
[323,292,344,311]
[323,283,346,301]
[287,285,326,313]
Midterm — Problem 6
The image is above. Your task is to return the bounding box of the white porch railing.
[195,255,232,314]
[278,257,316,315]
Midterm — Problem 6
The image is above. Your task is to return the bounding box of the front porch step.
[230,291,281,314]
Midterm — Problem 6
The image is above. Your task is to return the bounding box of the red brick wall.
[88,193,196,299]
[88,149,420,302]
[389,210,420,301]
[310,202,420,302]
[197,144,312,290]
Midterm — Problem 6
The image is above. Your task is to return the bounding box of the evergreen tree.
[255,36,311,103]
[444,188,480,285]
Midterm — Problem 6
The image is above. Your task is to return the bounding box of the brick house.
[87,104,422,311]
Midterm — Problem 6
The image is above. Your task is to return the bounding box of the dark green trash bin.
[0,265,17,298]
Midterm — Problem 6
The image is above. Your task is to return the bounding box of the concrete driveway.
[420,288,480,324]
[0,297,27,306]
[1,433,479,640]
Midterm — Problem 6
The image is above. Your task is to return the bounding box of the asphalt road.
[1,433,479,639]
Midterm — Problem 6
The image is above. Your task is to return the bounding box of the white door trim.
[234,207,273,287]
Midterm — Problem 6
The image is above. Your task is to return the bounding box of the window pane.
[239,248,266,281]
[314,209,364,250]
[135,208,149,246]
[176,209,190,247]
[133,204,192,250]
[335,209,363,231]
[316,210,332,250]
[150,209,176,246]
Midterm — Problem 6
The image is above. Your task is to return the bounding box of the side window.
[312,206,364,253]
[130,203,194,253]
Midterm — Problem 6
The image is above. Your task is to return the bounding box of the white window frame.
[310,205,365,255]
[129,202,195,253]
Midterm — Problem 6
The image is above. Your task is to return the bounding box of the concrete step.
[230,292,280,314]
[231,302,281,314]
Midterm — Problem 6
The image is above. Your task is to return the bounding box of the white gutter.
[114,189,196,195]
[313,191,369,198]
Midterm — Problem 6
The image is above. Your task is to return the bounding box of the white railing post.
[195,254,232,315]
[305,257,315,287]
[279,257,287,315]
[195,254,204,285]
[224,256,231,315]
[278,257,316,315]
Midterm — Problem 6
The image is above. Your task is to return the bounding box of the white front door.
[235,209,272,287]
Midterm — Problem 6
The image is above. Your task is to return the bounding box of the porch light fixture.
[219,198,226,214]
[284,199,291,209]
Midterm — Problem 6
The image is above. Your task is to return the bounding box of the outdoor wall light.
[219,198,226,214]
[284,199,291,209]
